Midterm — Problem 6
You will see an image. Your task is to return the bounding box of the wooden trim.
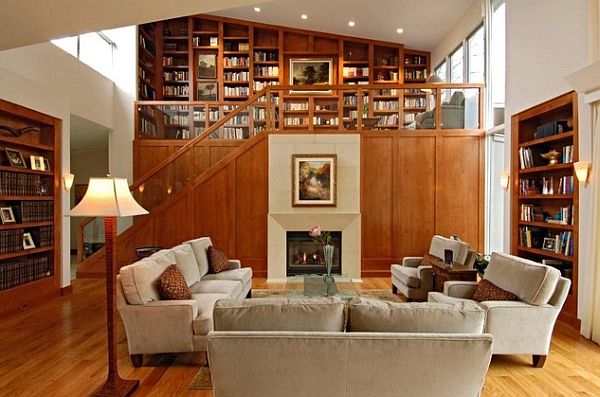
[60,285,73,296]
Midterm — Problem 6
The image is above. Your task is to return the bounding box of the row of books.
[562,144,574,163]
[542,176,574,195]
[0,229,23,254]
[164,114,188,125]
[520,204,542,222]
[313,117,339,126]
[518,147,539,169]
[405,55,427,65]
[552,231,574,256]
[404,70,427,79]
[224,71,250,82]
[343,67,369,78]
[0,172,49,196]
[284,117,306,126]
[225,115,249,125]
[378,114,399,126]
[519,227,574,257]
[223,42,249,52]
[404,98,426,108]
[254,66,279,77]
[546,206,575,226]
[192,36,218,47]
[162,57,187,67]
[254,80,278,90]
[138,35,156,56]
[0,255,50,291]
[223,86,250,97]
[222,128,246,140]
[254,51,278,62]
[373,101,399,110]
[19,201,54,223]
[224,57,249,67]
[163,71,188,82]
[519,226,542,248]
[163,85,189,97]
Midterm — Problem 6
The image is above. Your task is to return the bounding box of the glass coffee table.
[285,274,358,301]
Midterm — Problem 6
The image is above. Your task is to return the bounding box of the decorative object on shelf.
[289,59,333,93]
[292,154,337,207]
[540,149,561,165]
[37,181,49,196]
[4,148,26,168]
[67,176,148,397]
[444,249,454,265]
[197,81,218,101]
[43,158,51,172]
[197,53,217,79]
[22,232,35,250]
[0,207,16,224]
[542,237,556,252]
[574,161,590,186]
[0,125,40,137]
[63,173,74,191]
[29,155,44,170]
[309,225,334,279]
[499,172,510,190]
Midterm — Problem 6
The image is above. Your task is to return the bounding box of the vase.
[324,244,334,279]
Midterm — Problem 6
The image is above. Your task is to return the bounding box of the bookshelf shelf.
[517,246,574,262]
[518,163,572,175]
[518,221,573,230]
[0,221,54,231]
[519,194,573,200]
[0,246,54,262]
[519,131,574,148]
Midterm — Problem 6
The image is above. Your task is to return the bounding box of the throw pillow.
[473,279,518,302]
[157,265,192,300]
[208,246,230,273]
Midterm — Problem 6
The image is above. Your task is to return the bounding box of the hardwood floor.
[0,277,599,397]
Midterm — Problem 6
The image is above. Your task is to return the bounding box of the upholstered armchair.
[391,235,473,301]
[428,252,570,367]
[416,91,466,129]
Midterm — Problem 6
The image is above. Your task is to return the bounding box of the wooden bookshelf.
[511,91,579,327]
[0,99,61,317]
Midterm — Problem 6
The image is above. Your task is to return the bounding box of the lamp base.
[90,377,139,397]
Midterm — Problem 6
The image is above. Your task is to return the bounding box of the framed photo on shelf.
[289,58,333,93]
[30,155,44,170]
[43,157,51,172]
[292,154,337,207]
[542,237,556,252]
[197,81,218,101]
[4,147,27,168]
[197,53,217,79]
[22,232,36,250]
[0,207,16,224]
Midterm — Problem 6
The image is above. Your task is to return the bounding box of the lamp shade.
[67,177,148,217]
[574,161,590,183]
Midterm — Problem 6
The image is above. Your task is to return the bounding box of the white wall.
[504,0,591,321]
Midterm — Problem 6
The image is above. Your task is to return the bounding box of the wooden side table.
[430,259,479,292]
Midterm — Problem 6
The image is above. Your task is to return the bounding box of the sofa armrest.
[444,281,478,299]
[402,257,423,268]
[228,259,241,270]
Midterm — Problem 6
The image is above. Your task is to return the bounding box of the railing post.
[358,88,363,133]
[266,88,272,132]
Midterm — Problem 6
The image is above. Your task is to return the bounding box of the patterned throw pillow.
[473,279,518,302]
[208,246,230,273]
[157,265,192,300]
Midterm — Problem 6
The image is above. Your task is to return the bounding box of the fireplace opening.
[286,231,342,276]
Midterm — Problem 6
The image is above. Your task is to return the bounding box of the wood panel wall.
[361,132,484,277]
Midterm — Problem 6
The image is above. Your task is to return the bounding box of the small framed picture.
[43,158,51,172]
[197,81,218,101]
[292,154,337,207]
[5,148,26,168]
[542,237,556,252]
[22,232,36,250]
[30,155,44,171]
[0,207,16,224]
[197,53,217,79]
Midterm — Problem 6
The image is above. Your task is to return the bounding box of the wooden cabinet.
[0,99,61,316]
[510,91,579,327]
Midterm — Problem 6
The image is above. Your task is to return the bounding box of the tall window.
[468,25,485,83]
[450,45,464,83]
[490,1,506,117]
[435,61,447,82]
[52,31,117,80]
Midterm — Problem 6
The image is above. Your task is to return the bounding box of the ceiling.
[213,0,477,50]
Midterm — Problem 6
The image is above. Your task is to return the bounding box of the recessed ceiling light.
[301,14,308,20]
[348,21,356,27]
[396,28,404,34]
[254,6,261,12]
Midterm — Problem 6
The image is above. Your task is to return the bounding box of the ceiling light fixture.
[301,14,308,20]
[396,28,404,34]
[348,21,356,27]
[254,6,261,12]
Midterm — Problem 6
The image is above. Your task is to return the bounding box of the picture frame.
[4,147,26,168]
[542,237,556,252]
[197,53,217,79]
[30,155,44,171]
[22,232,36,250]
[43,157,51,172]
[292,154,337,207]
[197,81,218,101]
[289,58,333,93]
[0,207,16,224]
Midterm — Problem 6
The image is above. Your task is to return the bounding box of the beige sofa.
[428,252,570,367]
[116,237,252,367]
[208,297,493,397]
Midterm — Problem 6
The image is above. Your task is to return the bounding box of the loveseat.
[428,252,570,367]
[208,297,494,397]
[116,237,252,367]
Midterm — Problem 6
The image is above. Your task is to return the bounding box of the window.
[468,25,485,83]
[450,45,464,83]
[435,61,447,82]
[490,1,505,112]
[52,31,117,80]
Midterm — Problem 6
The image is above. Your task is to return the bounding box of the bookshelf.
[0,99,61,316]
[511,91,579,327]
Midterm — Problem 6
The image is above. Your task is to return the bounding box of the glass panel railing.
[79,217,105,261]
[439,87,481,129]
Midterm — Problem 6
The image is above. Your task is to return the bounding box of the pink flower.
[309,225,322,237]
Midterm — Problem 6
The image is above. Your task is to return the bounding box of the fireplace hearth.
[286,231,342,276]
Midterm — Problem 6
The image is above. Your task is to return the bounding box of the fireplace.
[286,231,342,276]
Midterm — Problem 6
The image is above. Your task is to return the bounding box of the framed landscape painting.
[289,58,333,93]
[197,53,217,79]
[197,81,218,101]
[292,154,337,207]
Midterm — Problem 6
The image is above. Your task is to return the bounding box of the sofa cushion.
[394,266,421,288]
[473,279,518,302]
[201,267,252,285]
[208,246,230,274]
[189,279,243,298]
[148,249,176,267]
[347,297,485,333]
[427,291,473,305]
[185,237,212,277]
[157,265,192,300]
[191,293,229,335]
[429,235,470,265]
[119,258,169,304]
[213,297,345,332]
[485,252,561,305]
[171,243,201,286]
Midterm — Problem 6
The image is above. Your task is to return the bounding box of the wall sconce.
[574,161,591,186]
[63,173,74,191]
[499,172,510,191]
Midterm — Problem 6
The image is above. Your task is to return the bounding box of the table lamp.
[67,176,148,396]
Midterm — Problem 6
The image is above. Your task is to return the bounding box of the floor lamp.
[68,176,148,397]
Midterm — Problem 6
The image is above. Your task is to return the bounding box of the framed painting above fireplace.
[292,154,337,207]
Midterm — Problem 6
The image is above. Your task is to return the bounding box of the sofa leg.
[246,288,252,298]
[532,355,547,368]
[392,285,398,294]
[130,354,143,368]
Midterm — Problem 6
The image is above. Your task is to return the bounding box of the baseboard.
[60,285,73,296]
